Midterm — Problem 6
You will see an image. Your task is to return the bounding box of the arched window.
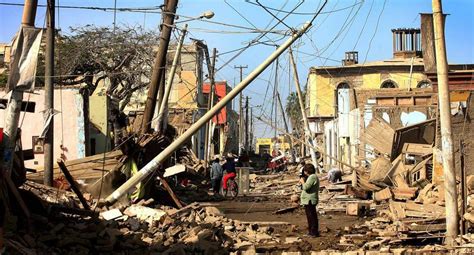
[337,82,350,89]
[381,80,397,88]
[417,80,432,88]
[336,82,350,124]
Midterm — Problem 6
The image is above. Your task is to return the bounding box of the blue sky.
[1,0,473,138]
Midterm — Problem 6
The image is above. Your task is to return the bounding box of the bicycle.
[221,175,239,198]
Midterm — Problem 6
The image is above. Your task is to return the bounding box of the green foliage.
[0,72,8,87]
[285,89,306,137]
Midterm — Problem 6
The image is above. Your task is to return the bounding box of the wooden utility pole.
[288,48,318,169]
[3,0,38,178]
[432,0,458,245]
[250,107,253,152]
[142,0,178,134]
[204,47,217,168]
[277,91,296,162]
[234,65,247,155]
[245,96,249,152]
[44,0,55,187]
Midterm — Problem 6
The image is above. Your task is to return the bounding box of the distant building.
[0,42,12,75]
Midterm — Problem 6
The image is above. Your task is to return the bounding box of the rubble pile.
[4,200,306,254]
[463,175,474,224]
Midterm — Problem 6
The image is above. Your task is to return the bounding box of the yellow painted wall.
[169,70,199,109]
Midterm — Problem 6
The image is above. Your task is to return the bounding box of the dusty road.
[212,195,367,252]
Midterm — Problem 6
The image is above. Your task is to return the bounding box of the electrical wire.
[245,0,363,15]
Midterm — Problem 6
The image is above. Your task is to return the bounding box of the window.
[337,82,350,89]
[381,80,397,88]
[417,80,432,88]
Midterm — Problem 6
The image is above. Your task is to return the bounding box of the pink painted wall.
[0,88,85,169]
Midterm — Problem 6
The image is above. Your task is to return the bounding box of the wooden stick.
[158,173,183,208]
[57,160,91,210]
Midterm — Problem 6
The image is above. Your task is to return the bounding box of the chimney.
[342,51,358,66]
[392,28,422,59]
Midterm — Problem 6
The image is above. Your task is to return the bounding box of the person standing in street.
[210,157,223,194]
[299,163,320,237]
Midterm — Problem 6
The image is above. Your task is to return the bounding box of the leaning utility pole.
[105,22,313,205]
[142,0,178,134]
[234,65,247,154]
[432,0,458,245]
[156,24,188,133]
[276,91,296,162]
[288,47,318,169]
[3,0,38,177]
[43,0,55,187]
[245,96,249,152]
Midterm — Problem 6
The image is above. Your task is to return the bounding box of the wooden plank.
[405,202,445,216]
[27,150,123,182]
[369,157,392,184]
[344,185,370,199]
[392,187,418,200]
[57,160,91,210]
[375,187,392,201]
[402,143,433,156]
[363,117,395,155]
[274,205,299,214]
[389,200,406,219]
[159,173,183,209]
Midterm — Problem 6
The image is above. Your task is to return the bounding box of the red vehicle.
[266,154,287,172]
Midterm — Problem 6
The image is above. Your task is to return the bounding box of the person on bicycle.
[210,157,223,194]
[222,155,236,190]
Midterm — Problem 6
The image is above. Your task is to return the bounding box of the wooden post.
[460,139,466,235]
[158,174,183,208]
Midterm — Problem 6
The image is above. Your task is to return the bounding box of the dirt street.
[213,196,367,252]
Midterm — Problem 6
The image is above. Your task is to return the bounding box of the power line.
[245,0,363,15]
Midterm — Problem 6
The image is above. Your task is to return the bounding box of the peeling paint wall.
[0,88,85,169]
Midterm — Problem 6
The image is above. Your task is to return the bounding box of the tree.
[285,89,306,137]
[50,26,159,110]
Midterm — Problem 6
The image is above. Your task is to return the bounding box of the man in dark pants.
[299,163,320,237]
[210,157,223,194]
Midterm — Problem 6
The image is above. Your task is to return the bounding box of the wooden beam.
[57,160,91,210]
[158,173,183,208]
